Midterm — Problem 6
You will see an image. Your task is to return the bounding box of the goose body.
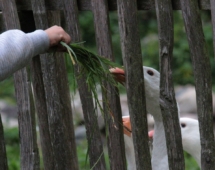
[111,66,169,170]
[123,117,201,168]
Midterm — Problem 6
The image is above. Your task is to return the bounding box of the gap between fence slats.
[1,0,40,170]
[155,0,185,169]
[180,0,215,169]
[91,0,127,170]
[117,0,152,169]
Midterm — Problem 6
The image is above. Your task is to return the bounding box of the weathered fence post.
[180,0,215,169]
[117,0,152,169]
[155,0,185,169]
[91,1,127,169]
[30,0,79,169]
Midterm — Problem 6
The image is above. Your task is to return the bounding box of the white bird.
[123,116,201,168]
[110,66,169,170]
[180,117,200,167]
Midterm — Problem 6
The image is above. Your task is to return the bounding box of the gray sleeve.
[0,29,50,81]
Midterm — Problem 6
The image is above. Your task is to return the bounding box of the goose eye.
[147,70,154,76]
[181,123,186,128]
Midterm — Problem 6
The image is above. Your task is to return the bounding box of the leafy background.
[1,10,214,169]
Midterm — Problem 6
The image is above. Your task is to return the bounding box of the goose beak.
[109,67,125,85]
[148,130,154,140]
[122,116,132,137]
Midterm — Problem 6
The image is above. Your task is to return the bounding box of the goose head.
[110,66,160,114]
[149,117,201,167]
[180,117,201,166]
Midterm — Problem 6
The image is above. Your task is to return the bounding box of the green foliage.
[184,152,200,170]
[4,127,20,170]
[4,127,200,170]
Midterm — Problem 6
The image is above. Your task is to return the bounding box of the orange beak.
[109,67,125,85]
[122,116,154,140]
[122,116,132,137]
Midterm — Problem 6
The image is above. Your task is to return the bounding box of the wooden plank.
[30,0,79,169]
[180,0,215,169]
[0,115,8,170]
[0,0,211,11]
[155,0,185,169]
[117,1,152,170]
[0,1,40,170]
[47,10,79,170]
[91,0,126,170]
[28,2,55,170]
[61,0,107,169]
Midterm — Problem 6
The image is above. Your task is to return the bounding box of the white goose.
[110,66,169,170]
[180,117,200,166]
[122,116,201,168]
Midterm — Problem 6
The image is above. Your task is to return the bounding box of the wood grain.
[155,0,185,169]
[91,0,127,169]
[62,0,106,169]
[117,0,152,169]
[180,0,215,169]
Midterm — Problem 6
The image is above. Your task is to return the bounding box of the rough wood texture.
[180,0,215,169]
[30,0,79,169]
[0,0,211,11]
[62,0,107,169]
[155,0,185,169]
[29,2,55,170]
[0,115,8,170]
[91,0,126,169]
[117,0,152,169]
[1,1,40,170]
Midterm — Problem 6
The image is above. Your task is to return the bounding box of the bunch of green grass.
[61,42,120,111]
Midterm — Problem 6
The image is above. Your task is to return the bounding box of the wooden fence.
[0,0,215,170]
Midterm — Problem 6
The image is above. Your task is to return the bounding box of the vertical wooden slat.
[62,0,107,169]
[0,115,8,170]
[30,0,79,169]
[29,1,54,170]
[91,1,127,169]
[180,0,215,169]
[0,0,40,170]
[47,10,79,170]
[155,0,185,169]
[117,0,152,169]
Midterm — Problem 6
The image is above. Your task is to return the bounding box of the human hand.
[45,25,71,51]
